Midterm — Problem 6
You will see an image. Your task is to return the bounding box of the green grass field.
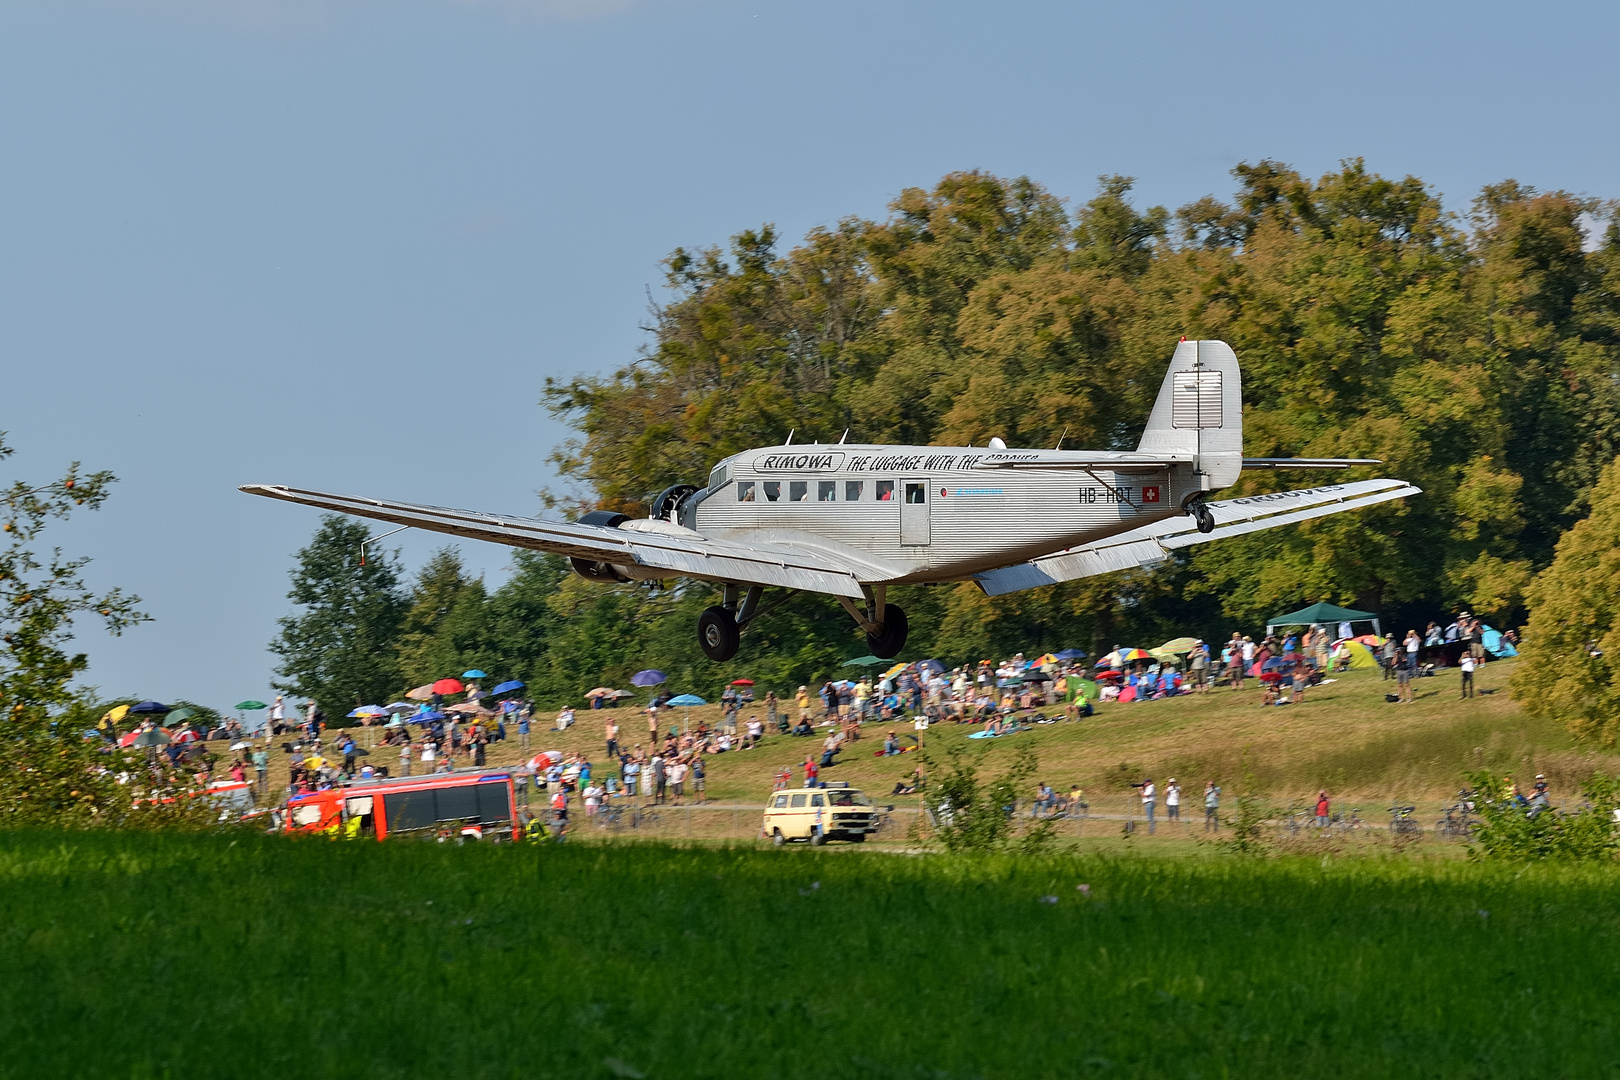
[7,830,1620,1079]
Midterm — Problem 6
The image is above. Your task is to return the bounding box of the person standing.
[1314,790,1331,828]
[1203,781,1221,832]
[667,758,688,804]
[518,708,531,750]
[1165,779,1181,826]
[1189,643,1209,694]
[398,740,413,778]
[1381,634,1399,680]
[605,718,620,760]
[340,733,357,776]
[691,756,706,804]
[1459,653,1476,698]
[251,745,270,795]
[651,752,667,805]
[1141,777,1157,834]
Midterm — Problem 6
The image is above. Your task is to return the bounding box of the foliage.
[1467,769,1620,862]
[0,433,212,827]
[1511,454,1620,742]
[918,739,1052,852]
[269,516,408,717]
[1213,755,1275,856]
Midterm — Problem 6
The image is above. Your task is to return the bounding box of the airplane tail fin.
[1136,339,1243,496]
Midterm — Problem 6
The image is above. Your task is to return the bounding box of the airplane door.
[900,480,930,546]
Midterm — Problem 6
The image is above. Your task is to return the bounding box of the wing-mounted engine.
[569,510,633,581]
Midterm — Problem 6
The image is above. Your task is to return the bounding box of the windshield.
[826,790,871,806]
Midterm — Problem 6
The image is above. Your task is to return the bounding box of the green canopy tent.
[1266,601,1381,641]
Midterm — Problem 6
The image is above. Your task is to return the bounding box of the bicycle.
[1388,805,1422,839]
[1436,790,1478,840]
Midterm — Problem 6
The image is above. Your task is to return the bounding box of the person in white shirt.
[667,759,689,803]
[1459,653,1477,699]
[420,740,436,770]
[1141,778,1157,834]
[583,782,603,817]
[745,716,763,748]
[1165,779,1181,824]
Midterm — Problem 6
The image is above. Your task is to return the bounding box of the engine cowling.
[569,510,680,583]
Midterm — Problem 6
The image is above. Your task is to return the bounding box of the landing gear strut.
[837,586,909,659]
[696,584,766,662]
[1190,500,1216,534]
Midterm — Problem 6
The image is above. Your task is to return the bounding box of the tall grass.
[4,832,1620,1078]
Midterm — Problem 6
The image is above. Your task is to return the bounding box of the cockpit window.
[764,481,781,502]
[876,481,894,501]
[845,481,864,501]
[789,481,808,502]
[737,482,755,502]
[709,464,728,490]
[818,481,837,502]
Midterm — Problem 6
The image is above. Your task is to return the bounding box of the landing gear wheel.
[698,606,741,662]
[1192,503,1216,534]
[866,603,909,659]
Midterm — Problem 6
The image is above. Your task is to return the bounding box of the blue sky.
[3,0,1616,711]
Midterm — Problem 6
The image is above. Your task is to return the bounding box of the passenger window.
[811,794,825,807]
[789,481,808,502]
[876,481,894,501]
[845,481,863,501]
[818,481,837,502]
[773,795,789,808]
[764,481,781,502]
[906,483,926,504]
[737,481,755,502]
[789,794,808,808]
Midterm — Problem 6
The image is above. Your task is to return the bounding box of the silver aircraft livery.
[244,340,1421,662]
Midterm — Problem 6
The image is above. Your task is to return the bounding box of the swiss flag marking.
[1142,486,1161,504]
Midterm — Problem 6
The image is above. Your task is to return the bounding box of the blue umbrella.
[412,710,447,723]
[666,694,706,707]
[1055,648,1087,661]
[631,669,666,687]
[1261,658,1295,672]
[492,680,525,695]
[129,701,171,714]
[462,669,488,679]
[915,659,946,676]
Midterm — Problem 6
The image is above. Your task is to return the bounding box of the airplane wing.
[973,479,1421,597]
[240,484,875,599]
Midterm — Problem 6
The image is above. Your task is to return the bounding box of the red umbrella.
[172,727,200,744]
[730,679,755,686]
[431,678,464,695]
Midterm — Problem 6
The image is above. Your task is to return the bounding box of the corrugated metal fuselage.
[690,445,1198,584]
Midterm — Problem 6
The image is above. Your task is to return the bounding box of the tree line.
[270,160,1620,715]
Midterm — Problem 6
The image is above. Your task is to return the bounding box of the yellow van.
[763,783,879,845]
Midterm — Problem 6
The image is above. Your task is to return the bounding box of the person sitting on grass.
[891,767,923,796]
[882,731,900,756]
[791,716,815,737]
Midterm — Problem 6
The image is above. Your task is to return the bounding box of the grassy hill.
[258,658,1616,826]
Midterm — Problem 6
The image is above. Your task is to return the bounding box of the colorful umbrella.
[631,669,666,687]
[1157,637,1199,654]
[347,706,388,718]
[915,659,946,675]
[125,728,170,748]
[730,678,755,686]
[405,684,435,701]
[101,704,131,726]
[430,678,464,695]
[584,687,615,698]
[666,694,706,706]
[882,663,909,679]
[172,728,200,744]
[462,670,488,680]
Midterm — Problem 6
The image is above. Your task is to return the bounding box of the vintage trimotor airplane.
[244,340,1420,662]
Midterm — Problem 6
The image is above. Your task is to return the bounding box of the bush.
[1467,770,1620,861]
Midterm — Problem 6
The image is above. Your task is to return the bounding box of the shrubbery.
[1467,770,1620,861]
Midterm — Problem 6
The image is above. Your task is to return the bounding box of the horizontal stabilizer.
[974,479,1421,596]
[1242,457,1381,470]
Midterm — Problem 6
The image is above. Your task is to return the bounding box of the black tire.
[850,833,867,843]
[1193,503,1216,534]
[772,829,786,847]
[698,606,741,661]
[809,829,827,846]
[866,604,909,659]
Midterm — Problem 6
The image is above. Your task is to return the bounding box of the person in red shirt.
[1315,791,1331,828]
[804,755,820,788]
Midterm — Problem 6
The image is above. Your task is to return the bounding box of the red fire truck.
[283,769,521,841]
